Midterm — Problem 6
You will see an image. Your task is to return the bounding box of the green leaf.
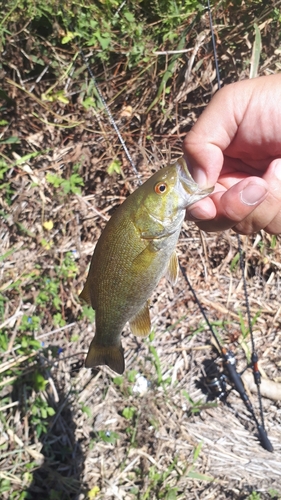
[230,252,240,271]
[98,430,119,444]
[187,470,214,481]
[193,441,203,462]
[46,173,63,188]
[87,486,100,499]
[0,246,18,262]
[81,404,92,418]
[33,372,47,391]
[127,370,138,383]
[113,376,123,386]
[107,160,122,175]
[47,407,56,416]
[86,35,98,46]
[124,11,135,23]
[29,55,44,65]
[166,489,178,500]
[82,305,95,322]
[270,235,277,249]
[0,136,20,144]
[0,478,11,492]
[82,96,97,109]
[122,406,136,420]
[15,150,44,164]
[41,408,47,419]
[31,406,37,416]
[96,32,111,50]
[62,31,78,44]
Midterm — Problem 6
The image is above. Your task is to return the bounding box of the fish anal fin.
[79,280,92,306]
[85,340,124,374]
[129,302,151,337]
[166,250,179,285]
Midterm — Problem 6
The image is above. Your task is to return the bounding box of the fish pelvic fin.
[129,301,151,337]
[79,280,92,306]
[166,250,179,285]
[85,340,125,374]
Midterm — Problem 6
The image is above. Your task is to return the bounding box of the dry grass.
[1,3,281,499]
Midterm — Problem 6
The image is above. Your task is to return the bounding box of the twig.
[153,49,194,55]
[36,322,76,340]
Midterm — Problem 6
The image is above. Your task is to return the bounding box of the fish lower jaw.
[180,187,214,209]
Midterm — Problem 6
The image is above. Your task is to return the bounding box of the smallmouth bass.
[80,157,213,374]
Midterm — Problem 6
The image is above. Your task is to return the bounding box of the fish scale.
[80,157,213,374]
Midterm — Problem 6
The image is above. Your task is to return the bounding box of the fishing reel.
[200,347,273,452]
[202,354,229,401]
[204,372,228,400]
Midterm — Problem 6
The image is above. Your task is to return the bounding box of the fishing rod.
[74,2,273,451]
[180,261,273,452]
[190,0,273,452]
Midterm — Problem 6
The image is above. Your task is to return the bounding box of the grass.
[1,0,281,499]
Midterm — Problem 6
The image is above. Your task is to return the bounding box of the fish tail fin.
[85,340,125,374]
[79,280,92,306]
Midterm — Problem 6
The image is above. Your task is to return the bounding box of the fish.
[80,157,213,374]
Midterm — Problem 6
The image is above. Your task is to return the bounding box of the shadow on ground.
[11,355,86,500]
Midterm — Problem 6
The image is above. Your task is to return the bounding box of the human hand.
[182,74,281,234]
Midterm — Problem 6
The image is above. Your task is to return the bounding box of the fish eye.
[154,182,167,195]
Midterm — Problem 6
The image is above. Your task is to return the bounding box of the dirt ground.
[1,3,281,499]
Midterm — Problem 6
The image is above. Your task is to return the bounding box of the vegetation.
[1,0,281,499]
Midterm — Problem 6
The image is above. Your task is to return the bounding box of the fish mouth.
[175,157,214,207]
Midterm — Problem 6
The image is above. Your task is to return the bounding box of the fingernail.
[274,161,281,181]
[240,183,267,206]
[187,206,210,221]
[192,167,207,187]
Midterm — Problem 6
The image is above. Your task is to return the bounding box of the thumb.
[183,129,224,188]
[182,83,248,188]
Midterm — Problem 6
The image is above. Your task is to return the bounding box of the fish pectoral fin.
[129,302,151,337]
[132,245,156,272]
[166,250,179,285]
[79,280,92,306]
[85,340,124,374]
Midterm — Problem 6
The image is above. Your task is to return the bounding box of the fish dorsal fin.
[85,340,125,374]
[166,250,179,285]
[79,280,92,306]
[129,301,151,337]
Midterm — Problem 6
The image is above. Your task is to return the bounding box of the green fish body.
[80,158,213,374]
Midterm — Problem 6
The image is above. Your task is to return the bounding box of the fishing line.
[205,1,256,361]
[207,0,221,91]
[78,48,141,185]
[237,232,265,429]
[195,0,272,451]
[74,7,200,184]
[75,3,273,451]
[180,259,273,452]
[60,4,141,182]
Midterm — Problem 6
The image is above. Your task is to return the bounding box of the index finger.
[182,80,254,187]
